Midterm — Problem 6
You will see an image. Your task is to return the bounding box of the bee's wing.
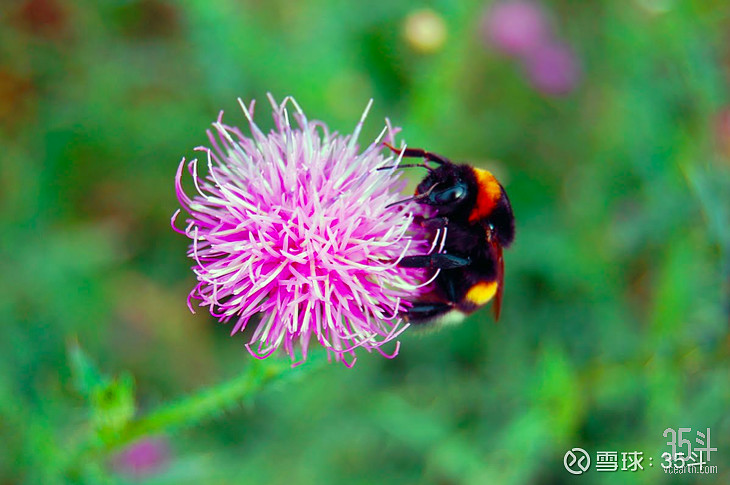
[492,241,504,321]
[484,224,504,321]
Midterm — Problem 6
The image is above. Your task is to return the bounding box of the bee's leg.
[403,302,453,323]
[383,142,450,165]
[399,253,471,269]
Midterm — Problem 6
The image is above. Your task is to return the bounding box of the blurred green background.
[2,0,730,483]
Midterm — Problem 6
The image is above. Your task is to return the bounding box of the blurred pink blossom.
[522,42,581,96]
[481,1,551,56]
[112,437,170,478]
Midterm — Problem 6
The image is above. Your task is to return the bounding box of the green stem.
[64,352,327,475]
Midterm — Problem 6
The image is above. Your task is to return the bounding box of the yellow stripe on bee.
[465,281,498,305]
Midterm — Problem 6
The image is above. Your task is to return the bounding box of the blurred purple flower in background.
[173,95,428,366]
[112,437,170,478]
[523,42,581,95]
[481,0,581,96]
[714,107,730,160]
[481,0,549,56]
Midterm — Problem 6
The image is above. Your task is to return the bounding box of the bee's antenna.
[385,182,439,209]
[376,164,432,171]
[383,142,449,165]
[377,142,438,172]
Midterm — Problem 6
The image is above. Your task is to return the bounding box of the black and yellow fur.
[384,144,515,324]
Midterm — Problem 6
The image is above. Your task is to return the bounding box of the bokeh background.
[2,0,730,483]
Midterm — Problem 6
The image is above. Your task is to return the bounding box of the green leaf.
[91,372,136,435]
[67,339,107,398]
[67,340,137,435]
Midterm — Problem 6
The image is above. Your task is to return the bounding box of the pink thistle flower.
[173,95,428,367]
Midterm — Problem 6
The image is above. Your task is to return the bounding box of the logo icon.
[564,447,591,475]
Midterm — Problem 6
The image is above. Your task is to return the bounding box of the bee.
[383,143,515,323]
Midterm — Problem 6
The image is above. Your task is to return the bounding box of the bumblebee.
[383,143,515,323]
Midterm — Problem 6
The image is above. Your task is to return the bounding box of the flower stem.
[64,352,327,476]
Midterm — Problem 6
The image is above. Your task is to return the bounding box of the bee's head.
[415,164,477,219]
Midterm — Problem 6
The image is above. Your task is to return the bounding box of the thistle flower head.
[173,95,428,366]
